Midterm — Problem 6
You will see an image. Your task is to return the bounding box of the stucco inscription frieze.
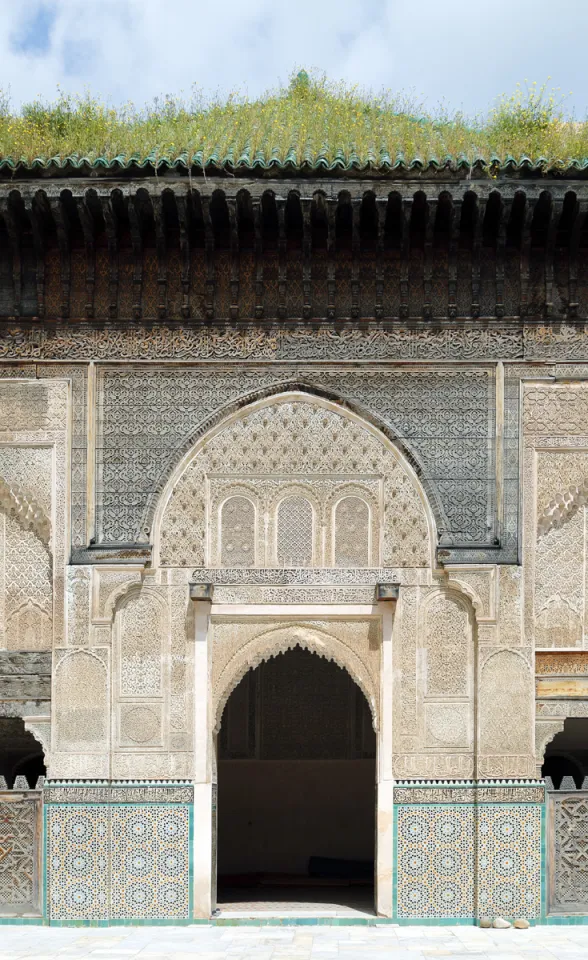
[393,753,474,778]
[0,322,524,362]
[394,784,545,804]
[536,653,588,675]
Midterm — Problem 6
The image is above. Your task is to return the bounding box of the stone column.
[376,585,397,918]
[191,585,213,920]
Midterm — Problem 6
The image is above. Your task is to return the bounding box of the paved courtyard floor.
[1,925,588,960]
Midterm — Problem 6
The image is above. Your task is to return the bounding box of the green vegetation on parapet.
[1,71,587,175]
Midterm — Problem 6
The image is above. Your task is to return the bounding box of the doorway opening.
[216,647,376,917]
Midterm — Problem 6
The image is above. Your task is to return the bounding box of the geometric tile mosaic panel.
[396,805,475,919]
[47,805,109,920]
[478,805,542,919]
[46,803,192,921]
[395,803,543,921]
[0,797,39,909]
[110,805,190,920]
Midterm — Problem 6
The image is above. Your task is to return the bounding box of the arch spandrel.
[154,392,435,569]
[211,618,381,734]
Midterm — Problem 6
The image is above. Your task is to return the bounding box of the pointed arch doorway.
[216,646,377,917]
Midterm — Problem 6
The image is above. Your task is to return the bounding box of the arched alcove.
[216,647,376,915]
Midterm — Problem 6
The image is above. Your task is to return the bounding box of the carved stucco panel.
[52,647,109,755]
[0,382,50,432]
[115,587,168,699]
[522,412,588,648]
[425,702,472,749]
[0,379,68,650]
[2,514,52,650]
[423,590,472,699]
[536,720,566,773]
[537,699,588,717]
[478,647,535,778]
[169,585,192,752]
[535,513,584,648]
[111,753,192,779]
[109,581,195,776]
[98,367,493,550]
[535,449,588,521]
[392,753,475,778]
[158,396,431,569]
[118,702,163,748]
[23,714,51,771]
[49,754,110,779]
[499,566,523,645]
[393,586,418,744]
[523,385,588,436]
[66,567,91,646]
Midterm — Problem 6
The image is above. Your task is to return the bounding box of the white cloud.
[0,0,586,117]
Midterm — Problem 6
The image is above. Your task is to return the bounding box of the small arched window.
[277,497,313,567]
[221,497,255,566]
[334,497,370,566]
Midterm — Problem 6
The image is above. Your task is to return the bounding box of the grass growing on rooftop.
[0,72,587,171]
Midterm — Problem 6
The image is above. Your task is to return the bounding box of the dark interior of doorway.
[216,647,376,916]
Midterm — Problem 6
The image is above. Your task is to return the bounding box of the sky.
[1,0,587,118]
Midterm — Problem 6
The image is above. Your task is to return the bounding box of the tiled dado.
[393,782,545,922]
[45,783,193,922]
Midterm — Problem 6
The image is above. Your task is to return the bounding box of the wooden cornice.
[1,179,588,322]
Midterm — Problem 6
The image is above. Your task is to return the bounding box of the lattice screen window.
[334,497,370,567]
[220,496,256,567]
[276,497,313,567]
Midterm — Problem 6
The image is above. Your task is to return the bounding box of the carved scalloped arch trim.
[422,583,475,622]
[0,474,51,546]
[444,575,487,619]
[213,621,378,734]
[326,484,378,514]
[538,480,588,537]
[23,716,51,758]
[54,648,107,674]
[101,572,146,622]
[481,646,532,673]
[535,718,566,763]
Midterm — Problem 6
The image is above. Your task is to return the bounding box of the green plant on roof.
[0,72,586,172]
